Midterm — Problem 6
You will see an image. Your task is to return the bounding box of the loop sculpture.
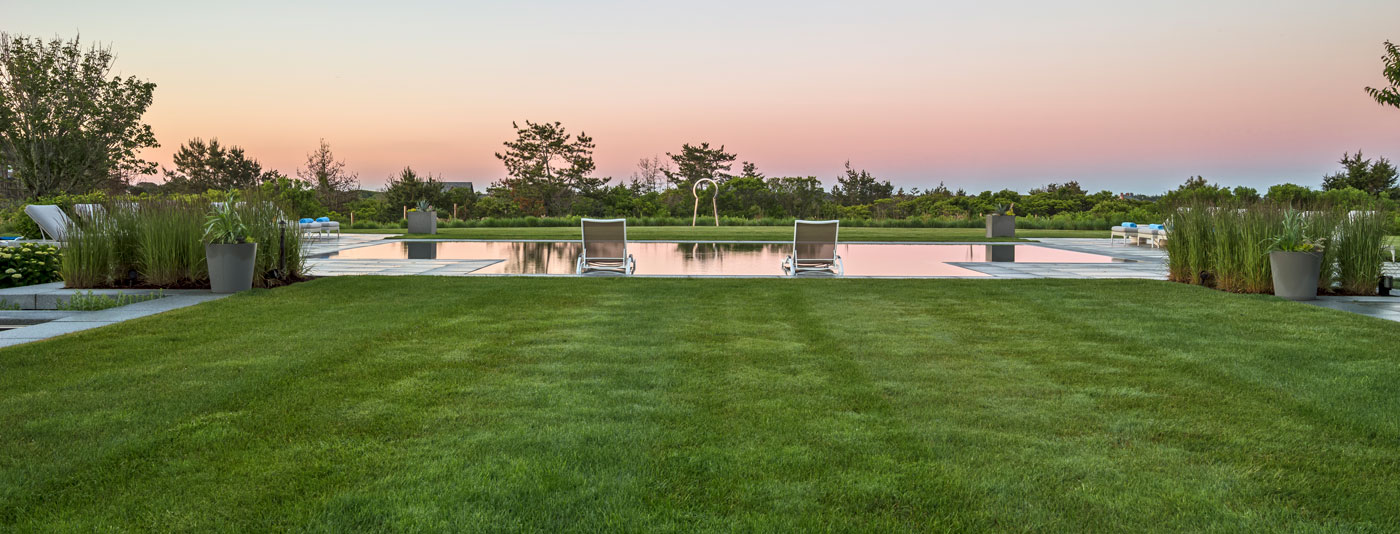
[691,178,720,227]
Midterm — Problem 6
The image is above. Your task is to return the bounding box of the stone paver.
[0,292,230,348]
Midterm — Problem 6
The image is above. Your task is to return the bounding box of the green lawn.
[347,226,1108,241]
[2,277,1398,531]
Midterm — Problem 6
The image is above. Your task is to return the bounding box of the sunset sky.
[7,0,1400,192]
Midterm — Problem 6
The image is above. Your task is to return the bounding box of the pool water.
[320,241,1126,276]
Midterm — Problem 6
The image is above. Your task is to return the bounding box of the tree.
[1365,40,1400,109]
[0,34,158,197]
[296,139,359,211]
[664,142,736,189]
[1321,151,1397,196]
[740,161,764,180]
[162,138,272,193]
[831,161,893,206]
[493,120,599,216]
[628,155,670,193]
[383,166,445,211]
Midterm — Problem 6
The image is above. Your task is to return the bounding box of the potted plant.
[986,203,1016,238]
[1266,209,1325,301]
[204,200,257,293]
[406,199,437,235]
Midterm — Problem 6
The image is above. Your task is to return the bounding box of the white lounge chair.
[314,217,340,240]
[72,203,106,220]
[23,205,75,243]
[576,218,635,274]
[1110,223,1138,245]
[297,218,322,239]
[782,219,843,276]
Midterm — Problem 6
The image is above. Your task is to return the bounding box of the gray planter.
[986,215,1016,238]
[206,242,258,294]
[406,211,438,234]
[1269,251,1322,301]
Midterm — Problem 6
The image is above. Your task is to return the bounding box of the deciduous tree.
[1365,40,1400,109]
[0,34,158,197]
[297,139,359,211]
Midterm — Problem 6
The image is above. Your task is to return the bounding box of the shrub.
[0,243,62,288]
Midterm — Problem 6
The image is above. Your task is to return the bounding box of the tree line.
[3,33,1399,226]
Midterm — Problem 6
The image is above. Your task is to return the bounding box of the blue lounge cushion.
[315,217,330,222]
[0,236,20,240]
[1149,224,1165,230]
[299,218,314,224]
[1121,222,1137,228]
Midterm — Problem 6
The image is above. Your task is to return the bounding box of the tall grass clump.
[136,200,207,286]
[1334,208,1389,294]
[59,215,116,288]
[1165,203,1216,286]
[236,198,308,285]
[1165,200,1386,295]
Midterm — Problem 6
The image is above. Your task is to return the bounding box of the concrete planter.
[1269,251,1322,301]
[406,211,438,234]
[986,215,1016,238]
[206,242,257,294]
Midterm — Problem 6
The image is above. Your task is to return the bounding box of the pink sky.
[8,0,1400,192]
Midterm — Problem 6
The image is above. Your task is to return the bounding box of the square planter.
[406,211,438,234]
[986,215,1016,238]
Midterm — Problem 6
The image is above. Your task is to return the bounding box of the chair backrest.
[793,220,839,262]
[23,205,73,241]
[581,218,628,260]
[73,203,107,220]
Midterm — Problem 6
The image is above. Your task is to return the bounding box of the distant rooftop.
[442,181,473,192]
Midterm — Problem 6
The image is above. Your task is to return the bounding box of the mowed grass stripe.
[1,277,1397,531]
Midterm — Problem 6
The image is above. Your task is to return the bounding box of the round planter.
[406,211,438,234]
[206,242,258,294]
[1269,251,1322,301]
[986,215,1016,238]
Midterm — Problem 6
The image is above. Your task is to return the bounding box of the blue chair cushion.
[1149,224,1165,230]
[299,218,314,224]
[1121,222,1137,228]
[315,217,330,222]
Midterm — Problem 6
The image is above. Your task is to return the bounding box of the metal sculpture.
[691,178,719,227]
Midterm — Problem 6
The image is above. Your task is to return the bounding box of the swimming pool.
[318,241,1128,277]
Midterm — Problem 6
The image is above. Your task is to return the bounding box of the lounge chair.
[315,217,340,240]
[23,205,74,243]
[782,219,843,276]
[1110,222,1138,245]
[298,218,322,239]
[72,203,106,220]
[576,218,635,274]
[1138,224,1168,248]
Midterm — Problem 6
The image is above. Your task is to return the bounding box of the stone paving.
[0,287,229,347]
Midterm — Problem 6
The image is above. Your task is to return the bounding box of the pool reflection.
[324,242,1124,277]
